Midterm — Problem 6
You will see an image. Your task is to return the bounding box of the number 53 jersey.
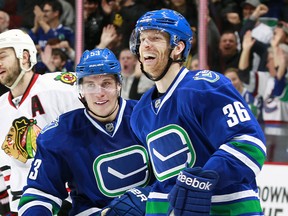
[19,99,152,215]
[130,68,266,216]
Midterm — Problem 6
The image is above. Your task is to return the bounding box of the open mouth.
[95,100,108,105]
[143,54,156,64]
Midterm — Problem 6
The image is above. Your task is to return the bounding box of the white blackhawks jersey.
[0,71,83,211]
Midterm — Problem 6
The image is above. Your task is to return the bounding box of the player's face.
[139,30,170,78]
[0,48,21,87]
[81,74,120,121]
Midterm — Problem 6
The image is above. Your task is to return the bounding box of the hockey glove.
[168,167,219,216]
[100,186,150,216]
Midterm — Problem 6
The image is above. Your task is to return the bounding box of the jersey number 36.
[223,101,251,127]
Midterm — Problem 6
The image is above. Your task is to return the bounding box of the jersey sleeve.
[18,125,70,215]
[189,75,266,190]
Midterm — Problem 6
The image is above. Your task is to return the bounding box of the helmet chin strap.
[6,58,35,90]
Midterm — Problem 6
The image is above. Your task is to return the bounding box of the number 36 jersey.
[130,68,266,215]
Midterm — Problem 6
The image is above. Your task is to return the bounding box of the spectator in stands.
[84,0,109,50]
[0,10,9,33]
[58,0,75,30]
[274,21,288,45]
[165,0,198,27]
[240,0,273,45]
[279,0,288,22]
[223,67,260,118]
[17,0,47,29]
[189,55,199,70]
[221,4,242,33]
[239,30,288,162]
[36,38,75,74]
[271,43,288,99]
[84,0,101,49]
[109,0,149,49]
[119,48,154,100]
[40,47,74,73]
[239,0,273,73]
[29,1,75,74]
[138,0,167,10]
[96,24,123,57]
[29,1,74,51]
[220,4,242,50]
[210,30,240,73]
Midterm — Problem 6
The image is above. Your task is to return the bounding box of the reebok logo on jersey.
[178,171,212,190]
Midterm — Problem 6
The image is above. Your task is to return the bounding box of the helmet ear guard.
[129,9,193,61]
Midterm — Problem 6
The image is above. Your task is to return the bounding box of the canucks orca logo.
[193,70,220,83]
[94,145,150,197]
[41,118,59,134]
[147,124,196,181]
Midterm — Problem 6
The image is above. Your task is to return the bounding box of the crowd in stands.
[0,0,288,161]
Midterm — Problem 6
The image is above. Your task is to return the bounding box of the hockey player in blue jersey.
[100,9,267,216]
[18,48,152,215]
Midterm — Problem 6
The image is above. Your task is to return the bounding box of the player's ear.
[22,50,30,65]
[172,41,185,60]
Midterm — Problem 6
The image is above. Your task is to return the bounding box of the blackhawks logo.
[54,72,77,85]
[2,117,41,163]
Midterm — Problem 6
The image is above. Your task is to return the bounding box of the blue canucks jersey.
[29,24,74,49]
[130,68,266,216]
[19,99,152,215]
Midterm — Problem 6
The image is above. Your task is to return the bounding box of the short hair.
[52,48,68,62]
[223,67,239,75]
[44,1,63,17]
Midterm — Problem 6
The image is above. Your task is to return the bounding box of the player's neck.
[155,64,181,93]
[11,71,34,98]
[90,102,119,123]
